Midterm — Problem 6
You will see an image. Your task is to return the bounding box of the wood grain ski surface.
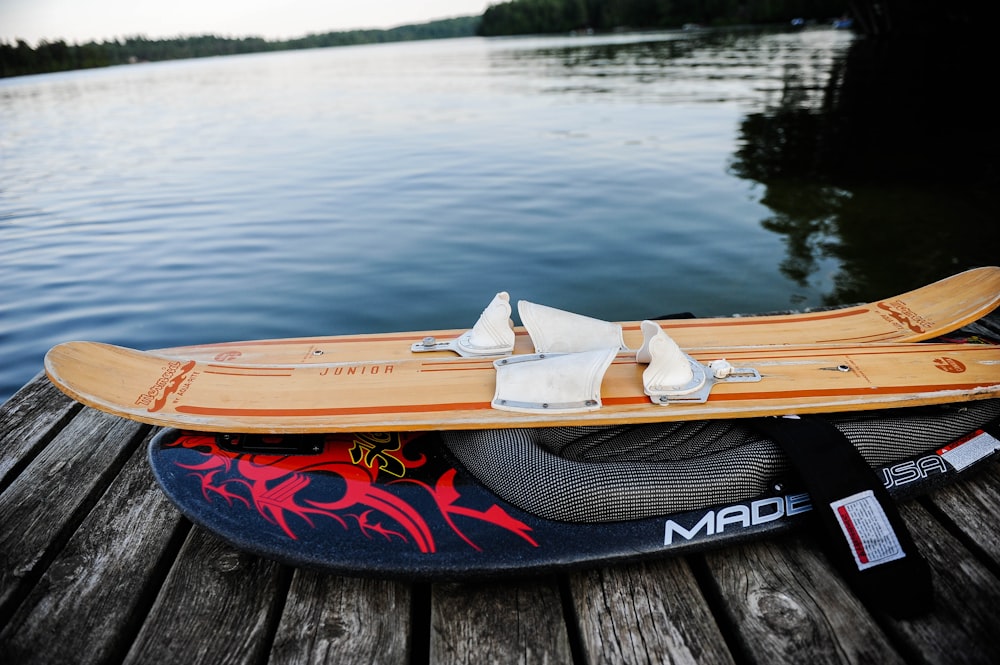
[45,340,1000,433]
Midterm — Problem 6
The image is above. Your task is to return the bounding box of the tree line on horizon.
[1,1,846,78]
[0,16,480,78]
[480,0,847,35]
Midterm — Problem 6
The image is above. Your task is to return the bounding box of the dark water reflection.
[498,29,997,305]
[731,35,998,304]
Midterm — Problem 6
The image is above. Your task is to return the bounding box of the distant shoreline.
[1,0,859,79]
[1,15,481,79]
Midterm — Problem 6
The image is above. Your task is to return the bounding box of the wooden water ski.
[154,267,1000,364]
[45,340,1000,434]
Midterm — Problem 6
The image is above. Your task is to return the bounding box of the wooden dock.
[2,363,1000,663]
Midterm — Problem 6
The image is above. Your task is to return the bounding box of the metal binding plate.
[410,332,513,358]
[646,357,761,405]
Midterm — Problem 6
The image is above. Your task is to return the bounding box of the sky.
[1,0,495,45]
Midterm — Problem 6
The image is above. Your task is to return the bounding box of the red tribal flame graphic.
[167,432,537,553]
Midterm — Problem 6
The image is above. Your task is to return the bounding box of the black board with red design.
[148,421,1000,579]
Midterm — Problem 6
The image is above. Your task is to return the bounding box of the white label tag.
[937,430,1000,472]
[831,490,905,571]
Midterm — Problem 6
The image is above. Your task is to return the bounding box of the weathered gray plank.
[430,578,572,665]
[0,406,147,615]
[704,532,905,665]
[0,431,186,664]
[268,569,412,665]
[0,373,78,491]
[879,501,1000,665]
[924,459,1000,562]
[568,558,736,665]
[124,527,288,665]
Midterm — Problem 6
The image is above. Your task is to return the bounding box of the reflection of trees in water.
[731,36,999,305]
[500,29,997,306]
[731,109,847,288]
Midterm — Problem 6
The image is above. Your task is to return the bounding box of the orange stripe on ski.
[175,379,994,419]
[177,402,490,418]
[602,382,998,406]
[623,307,869,331]
[204,368,294,377]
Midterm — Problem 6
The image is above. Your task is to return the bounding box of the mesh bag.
[441,399,1000,523]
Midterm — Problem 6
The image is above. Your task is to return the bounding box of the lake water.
[2,28,996,404]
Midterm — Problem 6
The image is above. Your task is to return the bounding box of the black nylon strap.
[751,415,932,617]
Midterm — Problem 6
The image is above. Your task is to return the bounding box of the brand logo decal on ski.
[876,300,932,334]
[663,451,954,545]
[137,360,197,411]
[933,357,966,373]
[319,364,395,376]
[663,493,813,545]
[879,455,948,488]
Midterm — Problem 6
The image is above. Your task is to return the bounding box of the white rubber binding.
[492,348,618,414]
[637,319,667,364]
[639,320,762,404]
[518,301,626,353]
[411,292,515,357]
[639,321,703,397]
